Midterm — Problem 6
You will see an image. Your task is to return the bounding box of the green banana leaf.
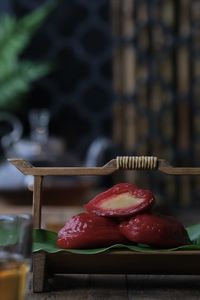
[32,223,200,255]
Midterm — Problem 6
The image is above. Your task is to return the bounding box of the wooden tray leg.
[32,252,47,292]
[32,175,43,229]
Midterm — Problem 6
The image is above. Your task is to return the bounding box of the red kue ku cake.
[119,213,192,247]
[84,183,155,217]
[57,212,128,249]
[57,183,191,249]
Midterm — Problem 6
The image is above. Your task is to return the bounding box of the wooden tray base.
[33,250,200,292]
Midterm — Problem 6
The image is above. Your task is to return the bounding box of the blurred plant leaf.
[0,62,50,109]
[0,1,54,110]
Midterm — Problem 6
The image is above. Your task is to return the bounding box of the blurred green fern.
[0,2,53,110]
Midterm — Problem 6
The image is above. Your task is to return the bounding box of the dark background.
[1,0,200,210]
[3,0,113,160]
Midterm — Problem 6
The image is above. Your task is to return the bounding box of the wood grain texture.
[27,274,200,299]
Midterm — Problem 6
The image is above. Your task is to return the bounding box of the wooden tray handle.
[8,156,200,229]
[8,157,200,176]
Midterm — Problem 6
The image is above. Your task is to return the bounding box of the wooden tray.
[9,156,200,292]
[33,250,200,292]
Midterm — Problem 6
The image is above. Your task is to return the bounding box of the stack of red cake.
[57,183,191,249]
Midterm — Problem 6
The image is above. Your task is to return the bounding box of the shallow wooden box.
[9,156,200,293]
[33,250,200,292]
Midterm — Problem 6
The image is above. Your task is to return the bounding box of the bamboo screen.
[112,0,200,209]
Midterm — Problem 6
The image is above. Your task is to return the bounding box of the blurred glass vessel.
[0,214,32,300]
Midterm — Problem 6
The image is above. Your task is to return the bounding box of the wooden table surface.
[27,274,200,299]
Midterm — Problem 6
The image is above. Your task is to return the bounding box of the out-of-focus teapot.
[1,109,66,162]
[0,110,70,190]
[0,110,114,191]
